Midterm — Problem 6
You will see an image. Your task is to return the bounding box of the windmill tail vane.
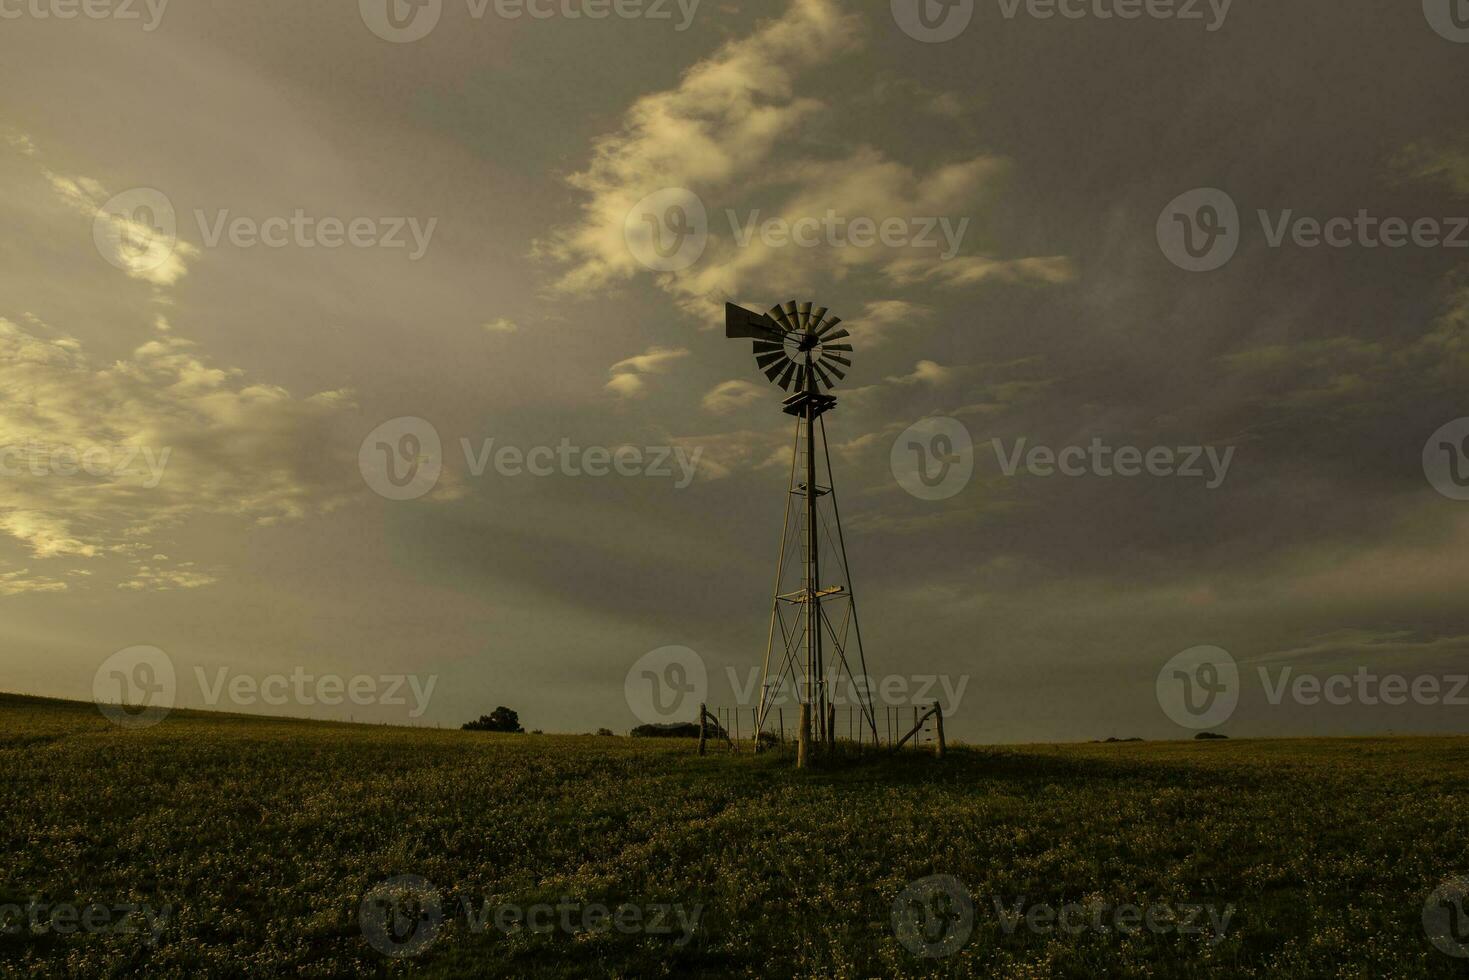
[722,301,878,767]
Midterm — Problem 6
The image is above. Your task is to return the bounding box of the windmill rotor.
[725,302,853,392]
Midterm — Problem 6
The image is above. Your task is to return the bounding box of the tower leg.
[797,702,811,768]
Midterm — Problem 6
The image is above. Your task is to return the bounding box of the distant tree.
[462,706,524,733]
[596,728,614,737]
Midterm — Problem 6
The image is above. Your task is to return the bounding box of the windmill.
[725,301,879,767]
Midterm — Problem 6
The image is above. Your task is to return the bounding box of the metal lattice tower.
[725,301,879,766]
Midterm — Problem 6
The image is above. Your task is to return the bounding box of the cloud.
[701,379,766,415]
[671,428,789,481]
[536,0,864,298]
[118,562,218,592]
[884,254,1076,289]
[609,346,690,376]
[45,172,200,288]
[885,359,957,387]
[5,131,37,157]
[0,567,67,598]
[537,0,1073,321]
[606,373,649,399]
[482,317,518,334]
[1392,133,1469,197]
[0,317,357,587]
[606,344,690,399]
[858,299,929,346]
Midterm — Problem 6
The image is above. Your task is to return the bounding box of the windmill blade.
[821,352,852,368]
[792,364,807,391]
[814,316,843,337]
[822,328,851,342]
[753,340,784,354]
[768,304,796,333]
[725,303,784,342]
[764,358,788,384]
[781,301,800,327]
[755,351,786,370]
[811,306,829,328]
[796,301,813,330]
[777,360,800,390]
[821,362,847,381]
[811,361,836,389]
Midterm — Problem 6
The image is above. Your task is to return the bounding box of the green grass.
[2,692,1467,977]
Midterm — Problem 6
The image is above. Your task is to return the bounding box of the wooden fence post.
[698,703,707,756]
[934,703,946,759]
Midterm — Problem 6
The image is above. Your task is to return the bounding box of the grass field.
[2,692,1468,977]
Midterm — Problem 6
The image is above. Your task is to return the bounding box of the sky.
[2,0,1468,743]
